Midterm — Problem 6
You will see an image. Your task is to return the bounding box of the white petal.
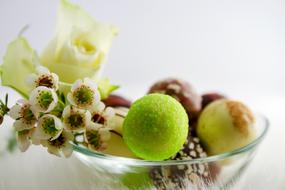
[47,146,61,157]
[30,106,40,119]
[103,107,115,120]
[8,105,21,119]
[33,126,50,140]
[62,144,73,158]
[62,105,71,118]
[52,115,63,131]
[14,120,33,131]
[84,78,97,89]
[45,89,58,113]
[17,99,29,104]
[31,135,41,145]
[30,127,41,145]
[71,79,83,91]
[67,93,75,106]
[18,140,31,152]
[99,128,111,141]
[87,122,101,130]
[84,110,92,123]
[36,66,50,75]
[90,101,105,114]
[93,90,101,104]
[17,133,31,152]
[26,74,37,89]
[51,73,59,90]
[29,86,40,101]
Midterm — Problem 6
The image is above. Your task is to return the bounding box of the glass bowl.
[72,114,269,190]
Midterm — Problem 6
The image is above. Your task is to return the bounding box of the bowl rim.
[72,113,269,166]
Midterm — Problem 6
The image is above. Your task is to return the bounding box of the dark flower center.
[49,133,65,148]
[37,75,54,88]
[92,113,105,124]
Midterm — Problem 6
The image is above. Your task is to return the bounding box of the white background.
[0,0,285,189]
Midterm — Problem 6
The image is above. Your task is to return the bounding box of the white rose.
[41,0,118,83]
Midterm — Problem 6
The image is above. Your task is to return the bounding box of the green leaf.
[98,78,119,100]
[1,37,38,98]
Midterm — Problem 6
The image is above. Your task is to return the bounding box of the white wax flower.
[67,78,100,109]
[17,129,33,152]
[26,66,59,91]
[89,101,115,129]
[9,99,37,131]
[84,123,111,151]
[62,105,91,132]
[29,86,58,114]
[41,130,74,158]
[34,114,63,141]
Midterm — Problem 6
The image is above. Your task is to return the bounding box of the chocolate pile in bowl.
[149,133,220,190]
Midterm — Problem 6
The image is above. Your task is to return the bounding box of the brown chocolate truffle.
[102,94,132,108]
[201,93,225,109]
[148,78,201,119]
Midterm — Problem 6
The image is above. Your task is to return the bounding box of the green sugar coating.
[123,93,189,161]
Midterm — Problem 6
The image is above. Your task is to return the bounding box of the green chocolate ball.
[197,99,256,156]
[123,94,189,161]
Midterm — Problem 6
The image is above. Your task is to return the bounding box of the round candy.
[197,99,256,155]
[123,94,189,161]
[148,78,201,120]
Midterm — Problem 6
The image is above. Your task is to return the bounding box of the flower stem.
[110,130,122,138]
[0,94,10,125]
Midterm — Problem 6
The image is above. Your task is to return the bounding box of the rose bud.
[102,94,132,108]
[148,78,201,120]
[201,93,225,109]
